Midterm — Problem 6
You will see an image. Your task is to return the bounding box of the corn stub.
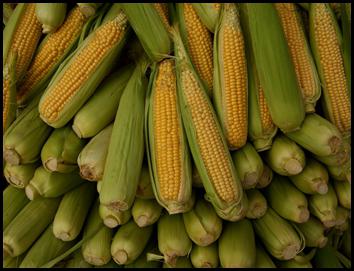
[296,216,328,248]
[190,243,219,268]
[136,164,155,199]
[132,198,163,227]
[4,162,37,189]
[35,3,67,33]
[255,244,276,268]
[146,59,193,214]
[275,3,321,113]
[309,4,351,138]
[245,189,268,219]
[173,27,247,222]
[176,3,214,95]
[99,204,132,229]
[3,52,17,133]
[39,8,130,128]
[213,4,248,150]
[333,181,351,209]
[192,3,221,32]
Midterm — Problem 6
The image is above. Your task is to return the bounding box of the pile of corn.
[2,3,351,268]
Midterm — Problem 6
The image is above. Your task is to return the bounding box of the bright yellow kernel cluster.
[40,17,127,122]
[183,3,213,91]
[3,76,11,130]
[257,81,275,134]
[10,4,42,80]
[182,69,237,203]
[313,4,351,134]
[17,7,87,102]
[154,3,170,29]
[153,59,182,201]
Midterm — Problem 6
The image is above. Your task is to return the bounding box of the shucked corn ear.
[310,4,351,138]
[173,27,247,222]
[39,7,130,128]
[120,3,171,62]
[99,59,148,213]
[35,3,67,33]
[296,216,328,248]
[245,189,268,219]
[3,185,29,229]
[191,3,221,32]
[146,59,193,214]
[275,3,321,113]
[213,4,248,150]
[242,3,305,133]
[333,181,351,209]
[190,243,219,268]
[4,162,37,189]
[3,52,17,133]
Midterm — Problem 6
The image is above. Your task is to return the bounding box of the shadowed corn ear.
[163,257,193,268]
[333,181,351,209]
[334,206,350,232]
[64,250,93,268]
[255,244,276,268]
[35,3,67,33]
[146,59,193,214]
[190,243,219,268]
[3,52,17,133]
[296,216,328,248]
[125,237,161,268]
[192,3,221,32]
[4,162,37,189]
[213,3,248,150]
[327,159,351,182]
[314,138,351,167]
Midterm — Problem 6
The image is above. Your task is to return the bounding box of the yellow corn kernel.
[3,79,11,131]
[3,53,17,132]
[153,3,170,29]
[258,82,275,135]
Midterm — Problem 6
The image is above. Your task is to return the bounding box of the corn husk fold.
[256,164,273,189]
[136,164,155,199]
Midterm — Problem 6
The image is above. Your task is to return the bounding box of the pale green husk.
[245,189,268,219]
[132,198,163,227]
[255,244,276,268]
[296,216,328,248]
[4,162,37,189]
[191,3,221,32]
[35,3,67,33]
[190,243,219,268]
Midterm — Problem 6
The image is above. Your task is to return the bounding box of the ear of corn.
[191,3,221,32]
[296,216,328,248]
[38,9,130,128]
[314,138,351,167]
[35,3,67,33]
[190,243,219,268]
[3,3,16,25]
[3,197,61,257]
[278,258,313,268]
[64,250,93,268]
[255,244,277,268]
[256,164,273,189]
[77,3,103,18]
[173,27,247,221]
[333,181,351,209]
[275,3,321,113]
[312,243,344,268]
[246,189,268,219]
[136,164,155,200]
[3,52,17,133]
[132,198,163,227]
[340,223,351,259]
[4,162,37,189]
[213,4,248,150]
[327,159,351,182]
[309,4,351,138]
[152,3,170,29]
[98,204,131,229]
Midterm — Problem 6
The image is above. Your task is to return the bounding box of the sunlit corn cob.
[25,167,85,200]
[125,239,162,268]
[334,206,350,232]
[219,219,256,268]
[308,183,338,227]
[333,181,351,209]
[289,158,329,195]
[296,216,328,248]
[277,258,313,268]
[120,4,171,62]
[35,3,67,33]
[256,165,273,189]
[242,3,305,133]
[246,189,268,219]
[99,60,148,213]
[16,6,89,106]
[163,257,193,268]
[191,164,203,188]
[20,224,74,268]
[252,207,305,260]
[177,3,214,95]
[38,7,130,128]
[136,164,155,200]
[3,3,42,82]
[73,66,133,138]
[98,204,131,229]
[3,185,29,229]
[111,220,153,265]
[213,4,248,150]
[173,27,247,221]
[232,143,264,189]
[3,52,17,133]
[146,59,193,214]
[255,244,276,268]
[53,183,96,241]
[132,198,163,227]
[327,159,351,182]
[81,200,113,266]
[275,3,321,113]
[77,3,103,18]
[191,3,221,32]
[341,3,351,95]
[41,125,87,173]
[182,198,223,247]
[310,4,351,138]
[4,162,37,189]
[3,197,61,257]
[190,243,219,268]
[64,250,93,268]
[312,243,344,268]
[264,135,306,176]
[3,3,16,25]
[77,124,112,181]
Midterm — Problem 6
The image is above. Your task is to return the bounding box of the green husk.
[256,164,273,189]
[190,243,219,268]
[218,219,256,267]
[136,164,155,199]
[232,143,264,189]
[4,162,37,189]
[339,222,351,258]
[277,258,312,268]
[3,254,25,268]
[125,238,162,268]
[296,216,328,248]
[341,3,351,96]
[334,206,350,232]
[255,244,276,268]
[98,204,131,229]
[64,250,93,268]
[245,189,268,219]
[3,197,61,257]
[314,138,351,167]
[163,257,193,268]
[289,158,329,195]
[313,243,343,268]
[191,3,221,32]
[77,124,113,181]
[333,181,351,209]
[264,135,306,176]
[3,3,16,25]
[327,159,351,182]
[53,182,96,241]
[77,3,103,18]
[3,51,17,132]
[35,3,67,33]
[132,198,163,227]
[191,164,204,188]
[72,65,134,138]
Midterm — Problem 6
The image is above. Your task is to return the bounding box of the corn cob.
[246,189,268,219]
[136,164,155,200]
[53,183,96,241]
[64,250,93,268]
[310,4,351,138]
[242,3,305,133]
[38,7,130,128]
[99,204,131,229]
[213,4,247,150]
[25,167,85,200]
[3,185,29,229]
[146,59,193,214]
[125,238,162,268]
[252,207,305,260]
[255,244,276,268]
[3,254,25,268]
[120,4,171,62]
[3,197,61,257]
[190,243,219,268]
[341,3,351,96]
[73,65,133,138]
[289,158,329,195]
[219,219,256,267]
[77,124,112,181]
[132,198,163,227]
[333,181,351,209]
[111,220,153,265]
[99,59,147,213]
[4,162,37,189]
[3,52,17,132]
[163,257,193,268]
[173,27,247,221]
[191,164,203,188]
[182,198,223,247]
[35,3,67,33]
[327,159,351,182]
[3,3,16,25]
[191,3,221,32]
[256,164,273,189]
[334,206,350,232]
[176,3,214,95]
[232,143,264,189]
[275,3,321,113]
[77,3,103,18]
[296,216,328,248]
